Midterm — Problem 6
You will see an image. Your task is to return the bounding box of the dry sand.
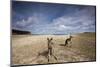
[12,33,96,65]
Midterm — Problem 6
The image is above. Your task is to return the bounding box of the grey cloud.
[13,6,95,34]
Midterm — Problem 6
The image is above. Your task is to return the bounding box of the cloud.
[12,13,49,30]
[12,5,95,34]
[50,7,95,34]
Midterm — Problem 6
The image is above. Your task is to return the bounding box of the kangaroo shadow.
[59,43,72,48]
[59,44,66,46]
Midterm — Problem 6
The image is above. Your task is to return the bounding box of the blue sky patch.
[12,1,96,34]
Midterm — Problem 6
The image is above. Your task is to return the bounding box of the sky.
[12,1,96,34]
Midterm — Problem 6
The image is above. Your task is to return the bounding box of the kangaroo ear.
[47,38,49,40]
[51,38,53,40]
[71,36,73,38]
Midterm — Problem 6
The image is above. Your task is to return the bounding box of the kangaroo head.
[70,36,73,38]
[47,37,53,41]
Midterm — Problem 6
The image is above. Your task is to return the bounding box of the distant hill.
[77,32,96,37]
[12,29,31,35]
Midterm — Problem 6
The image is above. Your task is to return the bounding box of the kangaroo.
[47,38,53,56]
[36,38,57,62]
[47,37,57,62]
[65,35,73,46]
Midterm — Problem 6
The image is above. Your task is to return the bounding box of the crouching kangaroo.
[65,35,73,46]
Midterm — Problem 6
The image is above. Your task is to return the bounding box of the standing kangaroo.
[47,37,57,62]
[65,35,73,46]
[36,37,57,63]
